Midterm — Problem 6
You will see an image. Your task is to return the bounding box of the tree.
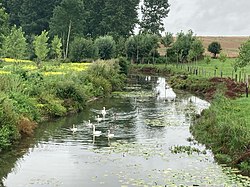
[140,0,170,35]
[95,36,116,60]
[2,0,62,36]
[51,35,62,60]
[33,30,49,64]
[235,39,250,69]
[1,0,23,27]
[84,0,139,39]
[161,32,174,64]
[187,38,204,62]
[49,0,87,59]
[208,41,221,58]
[2,26,27,59]
[0,7,9,49]
[170,30,196,63]
[69,37,97,62]
[126,33,159,64]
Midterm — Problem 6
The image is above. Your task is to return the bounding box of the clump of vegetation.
[0,59,125,150]
[191,94,250,173]
[170,145,206,155]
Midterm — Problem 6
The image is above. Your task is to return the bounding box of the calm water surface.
[1,76,249,187]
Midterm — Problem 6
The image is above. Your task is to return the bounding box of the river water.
[1,76,250,187]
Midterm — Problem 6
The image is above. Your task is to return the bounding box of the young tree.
[187,38,204,62]
[208,41,221,58]
[94,36,116,60]
[126,34,159,64]
[140,0,170,35]
[51,35,62,60]
[161,32,174,64]
[2,26,27,59]
[33,30,49,64]
[235,39,250,69]
[170,30,196,63]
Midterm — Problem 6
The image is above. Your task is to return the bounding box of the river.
[1,76,250,187]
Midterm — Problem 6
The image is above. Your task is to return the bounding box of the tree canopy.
[140,0,170,35]
[208,41,222,58]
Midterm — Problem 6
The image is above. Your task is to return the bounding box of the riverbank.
[130,63,250,175]
[0,59,126,151]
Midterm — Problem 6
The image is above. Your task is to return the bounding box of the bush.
[0,95,20,150]
[95,36,116,60]
[9,92,40,121]
[69,37,97,62]
[38,93,67,117]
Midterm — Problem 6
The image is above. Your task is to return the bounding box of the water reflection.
[1,76,248,187]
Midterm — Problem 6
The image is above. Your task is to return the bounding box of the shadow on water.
[1,75,250,187]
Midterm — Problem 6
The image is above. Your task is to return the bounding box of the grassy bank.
[130,63,250,175]
[0,59,126,151]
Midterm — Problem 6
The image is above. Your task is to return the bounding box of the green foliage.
[39,93,67,117]
[140,0,170,35]
[9,92,40,121]
[69,37,97,62]
[0,7,9,49]
[84,0,139,39]
[95,36,116,60]
[187,38,204,62]
[49,0,87,55]
[218,52,227,63]
[208,41,222,58]
[2,25,27,59]
[235,39,250,69]
[168,30,197,63]
[18,0,62,35]
[33,30,49,63]
[125,33,159,63]
[118,57,130,75]
[191,95,250,170]
[86,60,125,93]
[0,95,20,150]
[161,32,174,48]
[51,35,62,60]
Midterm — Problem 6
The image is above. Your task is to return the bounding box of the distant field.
[199,36,249,58]
[159,36,250,58]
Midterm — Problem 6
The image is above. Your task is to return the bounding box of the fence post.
[246,75,249,98]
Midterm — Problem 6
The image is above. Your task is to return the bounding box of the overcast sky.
[163,0,250,36]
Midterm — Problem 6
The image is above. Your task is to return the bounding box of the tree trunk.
[65,20,72,59]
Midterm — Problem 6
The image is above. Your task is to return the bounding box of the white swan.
[101,106,107,117]
[70,124,77,133]
[107,130,114,138]
[95,115,102,123]
[93,124,102,136]
[87,120,93,128]
[165,87,176,102]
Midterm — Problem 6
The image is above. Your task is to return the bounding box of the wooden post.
[220,70,223,78]
[235,74,238,82]
[214,69,216,77]
[246,76,249,98]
